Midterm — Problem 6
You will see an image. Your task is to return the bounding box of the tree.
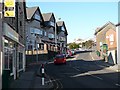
[69,43,79,49]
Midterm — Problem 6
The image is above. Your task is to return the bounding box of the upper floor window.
[109,34,114,42]
[44,31,47,36]
[30,27,43,35]
[34,14,40,20]
[48,33,54,39]
[20,21,22,26]
[61,26,65,31]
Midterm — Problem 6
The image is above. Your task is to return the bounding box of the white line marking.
[90,52,95,60]
[88,73,103,80]
[73,67,81,71]
[115,83,120,86]
[45,79,60,84]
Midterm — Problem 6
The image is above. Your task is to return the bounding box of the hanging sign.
[4,0,15,17]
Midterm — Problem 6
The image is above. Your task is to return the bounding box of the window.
[34,14,40,20]
[28,45,33,50]
[38,43,44,50]
[109,34,114,42]
[61,26,65,31]
[30,27,43,35]
[49,21,54,27]
[44,31,47,36]
[19,52,23,69]
[48,33,54,39]
[20,21,22,26]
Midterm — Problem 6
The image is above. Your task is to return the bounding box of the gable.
[49,15,55,22]
[33,9,41,21]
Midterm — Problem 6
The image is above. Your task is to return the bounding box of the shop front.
[2,23,25,88]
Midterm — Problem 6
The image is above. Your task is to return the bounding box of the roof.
[42,13,53,21]
[116,23,120,26]
[94,21,115,35]
[56,21,68,35]
[26,7,39,20]
[56,21,64,26]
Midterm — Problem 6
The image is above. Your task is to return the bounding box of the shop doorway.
[4,39,16,78]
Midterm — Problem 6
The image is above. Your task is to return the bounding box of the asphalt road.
[46,52,120,89]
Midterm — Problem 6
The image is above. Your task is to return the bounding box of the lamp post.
[35,35,39,63]
[55,17,61,52]
[55,21,57,51]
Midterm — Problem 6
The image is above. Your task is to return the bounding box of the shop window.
[19,52,23,70]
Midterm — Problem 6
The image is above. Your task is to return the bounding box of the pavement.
[90,51,120,72]
[9,61,53,89]
[67,51,120,72]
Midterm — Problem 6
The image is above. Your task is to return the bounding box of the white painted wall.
[108,50,116,64]
[117,26,120,69]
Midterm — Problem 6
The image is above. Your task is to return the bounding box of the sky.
[26,1,118,43]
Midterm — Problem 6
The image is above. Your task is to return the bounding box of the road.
[45,51,120,89]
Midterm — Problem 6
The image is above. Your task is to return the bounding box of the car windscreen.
[55,55,64,58]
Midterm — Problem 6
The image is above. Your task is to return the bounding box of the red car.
[54,54,66,64]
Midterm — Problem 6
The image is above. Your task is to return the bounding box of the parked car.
[71,49,76,55]
[66,49,72,58]
[54,54,66,64]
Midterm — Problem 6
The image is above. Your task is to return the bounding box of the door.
[4,47,15,76]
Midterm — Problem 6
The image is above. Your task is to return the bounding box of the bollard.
[41,64,45,85]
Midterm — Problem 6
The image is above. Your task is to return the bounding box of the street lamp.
[35,35,39,63]
[55,17,61,52]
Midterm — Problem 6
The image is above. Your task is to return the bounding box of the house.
[95,21,117,64]
[1,0,26,88]
[25,6,52,64]
[42,13,58,59]
[116,23,120,67]
[56,21,68,54]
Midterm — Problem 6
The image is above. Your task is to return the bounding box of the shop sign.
[4,0,15,17]
[3,23,19,42]
[0,0,2,13]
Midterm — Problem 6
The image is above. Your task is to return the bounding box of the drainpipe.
[0,0,3,89]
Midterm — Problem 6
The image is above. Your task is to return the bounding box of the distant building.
[73,38,83,44]
[95,21,117,64]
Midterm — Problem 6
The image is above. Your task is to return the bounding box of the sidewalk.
[9,61,53,89]
[90,51,120,72]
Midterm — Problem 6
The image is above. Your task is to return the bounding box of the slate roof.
[56,21,64,26]
[56,21,68,35]
[94,21,115,35]
[42,13,53,21]
[26,7,39,20]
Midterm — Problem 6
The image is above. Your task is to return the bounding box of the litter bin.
[2,69,10,89]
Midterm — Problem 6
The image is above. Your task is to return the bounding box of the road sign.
[4,0,15,17]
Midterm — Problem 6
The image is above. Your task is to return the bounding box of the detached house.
[56,21,68,54]
[95,22,117,64]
